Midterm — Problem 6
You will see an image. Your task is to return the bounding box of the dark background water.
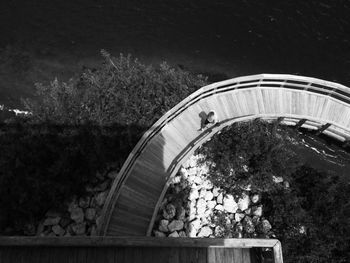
[1,0,350,174]
[0,0,350,108]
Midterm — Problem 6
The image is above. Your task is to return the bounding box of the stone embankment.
[152,154,276,239]
[36,164,118,236]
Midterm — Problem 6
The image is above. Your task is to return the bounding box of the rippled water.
[1,0,350,169]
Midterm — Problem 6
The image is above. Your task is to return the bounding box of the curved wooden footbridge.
[98,73,350,237]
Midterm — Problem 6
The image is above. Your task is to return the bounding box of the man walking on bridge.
[200,110,218,131]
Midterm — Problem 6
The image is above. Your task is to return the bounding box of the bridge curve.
[98,74,350,236]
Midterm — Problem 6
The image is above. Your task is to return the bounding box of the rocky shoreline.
[152,154,276,239]
[34,165,118,237]
[35,153,277,238]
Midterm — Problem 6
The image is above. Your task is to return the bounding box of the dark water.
[1,0,350,107]
[1,0,350,171]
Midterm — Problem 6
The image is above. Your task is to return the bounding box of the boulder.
[272,176,284,183]
[85,208,97,221]
[179,231,187,237]
[168,231,180,237]
[214,205,224,211]
[207,201,216,210]
[250,194,260,204]
[252,206,263,217]
[259,219,272,233]
[223,195,238,213]
[154,230,166,237]
[204,191,214,201]
[212,187,220,197]
[202,180,213,190]
[237,193,250,211]
[52,225,65,236]
[159,219,169,232]
[59,217,71,228]
[95,191,108,206]
[168,220,184,232]
[197,226,213,237]
[217,193,223,204]
[71,222,86,235]
[163,204,176,220]
[235,213,245,222]
[43,217,61,226]
[176,206,186,220]
[70,207,84,223]
[188,188,199,201]
[196,198,207,216]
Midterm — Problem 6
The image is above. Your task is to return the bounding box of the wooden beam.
[295,119,307,129]
[273,241,284,263]
[0,237,280,249]
[316,123,331,135]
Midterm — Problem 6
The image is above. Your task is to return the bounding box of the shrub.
[0,121,145,234]
[199,120,350,263]
[23,52,208,127]
[197,119,301,195]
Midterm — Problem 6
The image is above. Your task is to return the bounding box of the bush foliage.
[23,52,208,127]
[198,120,350,263]
[0,52,208,233]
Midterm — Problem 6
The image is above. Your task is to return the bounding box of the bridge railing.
[0,237,283,263]
[99,74,350,236]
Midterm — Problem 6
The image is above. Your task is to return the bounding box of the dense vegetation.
[198,120,350,263]
[0,52,207,234]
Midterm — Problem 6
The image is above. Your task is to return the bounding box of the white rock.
[235,213,245,222]
[196,198,207,216]
[214,205,224,211]
[189,219,201,232]
[252,206,263,217]
[212,187,220,197]
[204,191,214,201]
[202,180,213,190]
[168,231,179,237]
[70,207,84,223]
[223,195,238,213]
[171,175,181,184]
[207,201,216,210]
[272,176,284,183]
[187,168,197,176]
[193,176,202,185]
[159,219,169,232]
[188,189,199,201]
[154,230,166,237]
[197,226,213,237]
[237,193,250,211]
[217,193,223,204]
[168,220,184,232]
[188,227,197,237]
[251,194,260,204]
[199,188,207,198]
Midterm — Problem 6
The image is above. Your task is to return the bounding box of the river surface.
[1,0,350,172]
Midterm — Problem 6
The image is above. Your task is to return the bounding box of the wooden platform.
[0,237,282,263]
[99,74,350,237]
